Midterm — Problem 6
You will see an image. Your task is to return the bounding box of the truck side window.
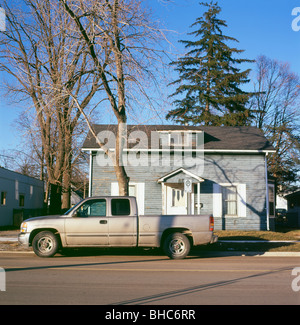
[111,199,130,216]
[77,199,106,217]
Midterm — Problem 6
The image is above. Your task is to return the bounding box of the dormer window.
[169,132,182,147]
[158,131,201,149]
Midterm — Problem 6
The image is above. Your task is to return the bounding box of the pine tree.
[167,1,253,126]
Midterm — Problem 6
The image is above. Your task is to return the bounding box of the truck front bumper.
[18,233,30,247]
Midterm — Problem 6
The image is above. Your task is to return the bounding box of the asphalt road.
[0,250,300,305]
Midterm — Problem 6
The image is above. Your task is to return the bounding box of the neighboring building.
[82,125,276,231]
[285,190,300,227]
[276,195,287,210]
[0,167,44,226]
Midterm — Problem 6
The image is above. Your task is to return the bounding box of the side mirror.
[72,210,86,218]
[72,211,80,218]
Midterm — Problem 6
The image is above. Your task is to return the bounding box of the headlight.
[20,222,27,233]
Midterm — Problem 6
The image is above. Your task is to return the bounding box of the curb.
[219,240,300,243]
[1,251,300,257]
[195,251,300,257]
[0,248,299,257]
[0,250,33,254]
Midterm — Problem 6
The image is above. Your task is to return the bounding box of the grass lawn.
[208,227,300,252]
[215,227,300,241]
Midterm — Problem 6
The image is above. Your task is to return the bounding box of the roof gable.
[157,168,205,183]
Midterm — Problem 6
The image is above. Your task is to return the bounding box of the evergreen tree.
[167,1,254,126]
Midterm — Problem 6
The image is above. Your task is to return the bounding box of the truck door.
[65,199,109,246]
[108,198,136,246]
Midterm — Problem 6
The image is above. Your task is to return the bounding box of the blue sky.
[151,0,300,72]
[0,0,299,153]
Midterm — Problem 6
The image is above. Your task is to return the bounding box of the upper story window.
[159,131,201,149]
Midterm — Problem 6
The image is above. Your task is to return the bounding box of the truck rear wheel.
[32,231,59,257]
[163,232,190,259]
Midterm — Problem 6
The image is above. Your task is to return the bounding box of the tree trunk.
[114,121,129,196]
[49,183,62,215]
[62,165,71,210]
[61,131,72,210]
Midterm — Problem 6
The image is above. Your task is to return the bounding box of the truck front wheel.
[32,231,59,257]
[163,232,190,259]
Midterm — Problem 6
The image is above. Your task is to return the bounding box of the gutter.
[82,148,276,154]
[88,150,93,197]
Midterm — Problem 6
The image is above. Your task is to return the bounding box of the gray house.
[82,125,276,231]
[0,167,44,226]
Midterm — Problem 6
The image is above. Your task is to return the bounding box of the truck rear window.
[111,199,131,216]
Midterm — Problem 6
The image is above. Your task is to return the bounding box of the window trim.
[213,183,247,218]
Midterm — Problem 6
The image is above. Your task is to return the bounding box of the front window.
[222,186,237,216]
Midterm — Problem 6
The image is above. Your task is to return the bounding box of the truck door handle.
[99,220,107,224]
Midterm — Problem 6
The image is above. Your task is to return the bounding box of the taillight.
[209,216,214,232]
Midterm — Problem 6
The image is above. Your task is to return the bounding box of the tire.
[163,232,190,259]
[32,231,59,257]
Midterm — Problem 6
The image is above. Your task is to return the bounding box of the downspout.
[197,182,200,215]
[265,152,270,231]
[89,151,93,197]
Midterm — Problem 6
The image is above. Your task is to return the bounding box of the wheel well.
[29,228,61,247]
[160,228,193,247]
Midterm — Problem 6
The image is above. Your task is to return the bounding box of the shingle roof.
[82,124,275,152]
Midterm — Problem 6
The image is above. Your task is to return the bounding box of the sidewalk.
[0,230,18,242]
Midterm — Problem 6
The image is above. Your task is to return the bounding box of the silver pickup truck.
[18,196,217,259]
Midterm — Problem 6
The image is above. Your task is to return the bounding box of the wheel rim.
[37,236,54,253]
[169,238,185,255]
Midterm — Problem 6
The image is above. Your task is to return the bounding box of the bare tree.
[0,0,102,209]
[251,55,300,192]
[60,0,169,195]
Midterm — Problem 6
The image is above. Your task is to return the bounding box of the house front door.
[165,184,188,215]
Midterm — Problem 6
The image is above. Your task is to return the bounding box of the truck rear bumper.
[18,233,30,247]
[210,234,218,244]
